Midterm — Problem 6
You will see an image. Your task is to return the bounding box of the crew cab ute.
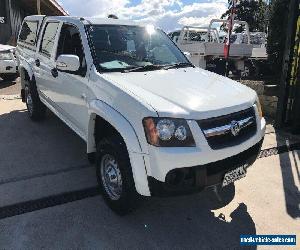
[16,15,265,214]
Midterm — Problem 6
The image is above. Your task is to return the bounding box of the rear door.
[16,17,44,76]
[34,20,61,101]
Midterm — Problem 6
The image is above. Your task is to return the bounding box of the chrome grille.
[197,107,257,150]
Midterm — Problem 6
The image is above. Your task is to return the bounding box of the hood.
[102,67,257,119]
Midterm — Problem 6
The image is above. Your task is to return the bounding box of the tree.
[221,0,268,33]
[267,0,290,75]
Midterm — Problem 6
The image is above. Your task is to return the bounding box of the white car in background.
[0,44,18,81]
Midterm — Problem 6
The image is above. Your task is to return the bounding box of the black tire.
[24,80,46,121]
[96,135,139,215]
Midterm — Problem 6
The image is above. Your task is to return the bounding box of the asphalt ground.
[0,79,299,249]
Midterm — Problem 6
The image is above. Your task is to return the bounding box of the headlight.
[143,117,195,147]
[0,53,12,60]
[255,98,263,118]
[156,119,175,140]
[174,125,187,141]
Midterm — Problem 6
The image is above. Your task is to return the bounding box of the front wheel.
[96,135,139,215]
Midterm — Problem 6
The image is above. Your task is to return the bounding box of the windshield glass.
[88,25,189,72]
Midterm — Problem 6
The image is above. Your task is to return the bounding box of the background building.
[0,0,67,45]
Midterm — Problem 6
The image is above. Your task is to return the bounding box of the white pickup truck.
[16,15,265,214]
[169,19,253,76]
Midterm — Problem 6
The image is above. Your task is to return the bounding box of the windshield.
[88,25,189,72]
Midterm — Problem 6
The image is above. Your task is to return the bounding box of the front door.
[52,23,91,136]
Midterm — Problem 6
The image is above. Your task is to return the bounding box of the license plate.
[222,164,248,187]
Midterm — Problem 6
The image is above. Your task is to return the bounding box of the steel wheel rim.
[100,154,122,200]
[25,87,33,115]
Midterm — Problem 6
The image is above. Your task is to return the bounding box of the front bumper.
[144,115,265,181]
[148,138,263,196]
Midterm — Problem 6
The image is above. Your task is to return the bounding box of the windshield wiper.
[121,62,193,73]
[162,62,194,70]
[122,64,163,73]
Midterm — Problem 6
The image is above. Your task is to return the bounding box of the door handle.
[81,93,87,100]
[51,68,58,78]
[35,59,40,67]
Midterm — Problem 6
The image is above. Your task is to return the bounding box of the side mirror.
[184,51,192,62]
[56,54,80,72]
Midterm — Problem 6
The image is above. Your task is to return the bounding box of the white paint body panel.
[103,67,257,119]
[16,16,266,197]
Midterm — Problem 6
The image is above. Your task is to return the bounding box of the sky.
[57,0,229,32]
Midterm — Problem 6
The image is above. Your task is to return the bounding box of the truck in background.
[169,19,253,77]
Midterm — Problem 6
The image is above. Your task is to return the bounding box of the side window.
[56,24,87,76]
[19,21,38,46]
[40,22,60,57]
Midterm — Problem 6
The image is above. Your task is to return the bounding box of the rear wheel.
[24,81,46,121]
[96,135,139,215]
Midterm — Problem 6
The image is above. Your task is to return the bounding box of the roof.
[25,15,149,27]
[45,16,145,26]
[84,17,143,26]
